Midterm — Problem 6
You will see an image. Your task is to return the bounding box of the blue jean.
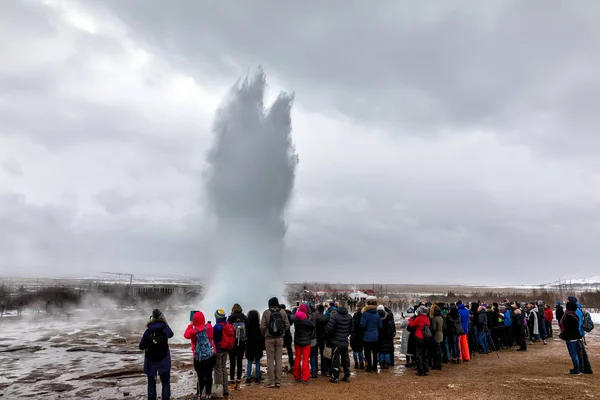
[478,332,488,353]
[310,346,318,373]
[353,350,364,365]
[539,321,547,339]
[246,359,261,379]
[471,326,479,353]
[148,372,170,400]
[566,340,583,373]
[449,335,459,359]
[378,353,391,363]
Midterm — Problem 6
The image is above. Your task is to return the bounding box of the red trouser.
[458,334,470,361]
[293,345,311,382]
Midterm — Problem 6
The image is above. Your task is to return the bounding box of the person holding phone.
[139,309,174,400]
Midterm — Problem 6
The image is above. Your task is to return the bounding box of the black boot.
[354,361,359,369]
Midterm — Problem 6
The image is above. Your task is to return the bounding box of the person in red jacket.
[409,305,431,376]
[184,312,216,400]
[544,305,554,338]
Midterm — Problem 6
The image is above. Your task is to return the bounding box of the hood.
[353,311,362,321]
[147,315,167,328]
[298,304,308,314]
[268,297,280,308]
[378,309,388,320]
[295,311,307,321]
[336,307,349,316]
[434,306,442,317]
[147,321,166,331]
[457,303,466,310]
[192,311,206,330]
[362,305,378,313]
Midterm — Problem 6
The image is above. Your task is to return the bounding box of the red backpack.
[219,322,235,351]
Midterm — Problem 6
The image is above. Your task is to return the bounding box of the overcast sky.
[2,0,600,285]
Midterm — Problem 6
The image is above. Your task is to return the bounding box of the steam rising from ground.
[201,69,297,316]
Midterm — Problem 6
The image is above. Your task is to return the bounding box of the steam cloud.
[200,69,298,317]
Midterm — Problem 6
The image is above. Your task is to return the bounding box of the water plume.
[201,69,298,317]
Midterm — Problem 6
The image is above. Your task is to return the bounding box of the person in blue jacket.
[503,306,513,348]
[139,309,174,400]
[360,297,382,372]
[567,296,593,374]
[456,301,471,361]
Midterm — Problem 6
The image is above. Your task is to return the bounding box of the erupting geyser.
[201,69,298,314]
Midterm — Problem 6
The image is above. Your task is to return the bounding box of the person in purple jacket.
[139,309,174,400]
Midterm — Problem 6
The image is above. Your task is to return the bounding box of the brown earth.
[218,336,600,400]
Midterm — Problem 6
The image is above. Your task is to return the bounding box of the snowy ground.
[0,307,202,399]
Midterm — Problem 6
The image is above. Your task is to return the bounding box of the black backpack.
[145,329,168,362]
[268,309,285,337]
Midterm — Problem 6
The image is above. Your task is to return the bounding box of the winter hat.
[193,311,206,330]
[537,300,544,306]
[377,305,385,311]
[566,302,577,311]
[295,311,307,321]
[268,297,280,308]
[556,301,562,305]
[499,305,506,312]
[567,296,578,304]
[329,302,336,308]
[416,305,428,315]
[152,309,163,319]
[214,308,226,320]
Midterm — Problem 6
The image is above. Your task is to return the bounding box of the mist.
[200,69,298,317]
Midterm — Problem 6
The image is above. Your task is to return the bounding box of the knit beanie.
[214,308,226,320]
[567,296,578,304]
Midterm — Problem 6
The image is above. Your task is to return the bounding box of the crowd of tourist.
[138,294,594,400]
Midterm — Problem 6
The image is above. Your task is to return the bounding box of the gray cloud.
[93,0,600,151]
[2,0,600,284]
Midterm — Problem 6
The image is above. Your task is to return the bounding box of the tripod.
[486,330,500,359]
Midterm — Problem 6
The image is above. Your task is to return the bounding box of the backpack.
[423,325,433,340]
[233,320,247,345]
[219,322,235,351]
[194,326,214,361]
[268,308,285,337]
[453,318,464,335]
[582,310,595,333]
[145,329,168,362]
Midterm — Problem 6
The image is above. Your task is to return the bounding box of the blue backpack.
[194,327,214,361]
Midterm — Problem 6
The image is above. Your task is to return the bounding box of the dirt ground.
[223,334,599,400]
